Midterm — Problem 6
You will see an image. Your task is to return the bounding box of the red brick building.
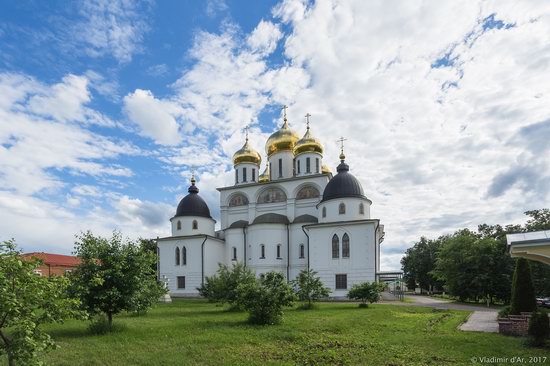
[22,252,81,277]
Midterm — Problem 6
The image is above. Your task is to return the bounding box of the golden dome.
[265,112,299,157]
[258,162,270,183]
[322,164,332,174]
[232,134,261,166]
[294,124,323,156]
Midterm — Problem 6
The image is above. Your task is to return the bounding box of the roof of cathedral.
[252,213,290,225]
[321,156,366,203]
[175,176,212,219]
[228,220,248,229]
[293,214,318,224]
[232,130,261,166]
[265,107,299,157]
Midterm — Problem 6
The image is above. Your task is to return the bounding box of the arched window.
[232,247,237,260]
[322,206,326,218]
[299,244,305,259]
[177,220,181,230]
[332,234,339,259]
[260,244,266,259]
[342,233,350,258]
[339,202,346,214]
[192,220,198,230]
[229,193,249,207]
[257,187,286,204]
[182,246,187,265]
[359,203,364,215]
[175,247,180,265]
[276,244,282,259]
[296,185,320,200]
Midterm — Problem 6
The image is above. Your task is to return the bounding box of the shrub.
[347,281,385,307]
[236,271,295,325]
[198,263,256,309]
[528,310,549,347]
[498,306,510,318]
[292,269,330,309]
[510,258,537,315]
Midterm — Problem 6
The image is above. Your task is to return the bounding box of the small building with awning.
[506,230,550,265]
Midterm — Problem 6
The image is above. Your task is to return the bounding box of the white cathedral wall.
[171,216,215,236]
[268,151,294,180]
[234,162,260,185]
[295,152,322,177]
[246,223,288,276]
[318,197,371,223]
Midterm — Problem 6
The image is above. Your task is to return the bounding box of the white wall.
[234,162,260,185]
[295,152,322,177]
[171,216,215,236]
[268,151,294,180]
[318,197,371,223]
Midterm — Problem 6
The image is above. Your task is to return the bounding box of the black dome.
[321,160,365,203]
[175,181,212,218]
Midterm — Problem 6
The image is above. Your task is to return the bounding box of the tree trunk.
[107,313,113,327]
[8,353,15,366]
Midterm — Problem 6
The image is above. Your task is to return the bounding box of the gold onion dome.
[265,107,299,157]
[294,121,323,156]
[322,164,332,174]
[258,162,270,183]
[232,132,261,166]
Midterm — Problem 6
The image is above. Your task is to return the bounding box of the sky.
[1,0,549,270]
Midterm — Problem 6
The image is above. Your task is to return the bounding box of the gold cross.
[282,105,288,120]
[337,136,347,152]
[244,125,249,141]
[305,113,311,129]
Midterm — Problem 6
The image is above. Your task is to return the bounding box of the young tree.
[70,231,165,328]
[347,281,385,307]
[236,272,295,325]
[292,269,330,309]
[509,258,537,315]
[197,263,256,309]
[0,240,81,366]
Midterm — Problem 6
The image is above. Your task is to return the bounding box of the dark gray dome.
[175,181,211,218]
[321,160,365,203]
[252,213,290,225]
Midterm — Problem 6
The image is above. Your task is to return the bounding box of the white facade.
[157,118,385,297]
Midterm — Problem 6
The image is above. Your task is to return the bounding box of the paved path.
[459,311,499,333]
[381,295,501,312]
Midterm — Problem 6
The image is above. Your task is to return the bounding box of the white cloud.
[247,20,282,54]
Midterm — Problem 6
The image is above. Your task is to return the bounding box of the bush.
[510,258,537,315]
[498,306,510,318]
[347,281,385,307]
[236,271,295,325]
[528,310,549,347]
[292,269,330,309]
[198,263,256,310]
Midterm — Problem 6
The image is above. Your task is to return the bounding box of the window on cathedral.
[192,220,198,230]
[182,246,187,265]
[332,234,339,259]
[359,203,365,215]
[322,206,326,218]
[257,187,287,204]
[299,244,305,259]
[260,244,265,259]
[335,274,347,290]
[306,157,311,173]
[252,168,256,181]
[296,185,320,200]
[276,244,282,259]
[177,220,181,230]
[235,169,238,184]
[278,158,283,178]
[229,193,249,207]
[175,247,180,265]
[269,162,272,180]
[177,276,186,289]
[342,233,350,258]
[232,247,237,261]
[316,158,320,173]
[297,160,301,174]
[243,167,247,182]
[339,202,346,214]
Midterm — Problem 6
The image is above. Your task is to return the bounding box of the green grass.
[29,300,548,365]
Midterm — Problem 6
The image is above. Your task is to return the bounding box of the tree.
[509,258,537,315]
[198,263,256,309]
[528,310,549,347]
[70,231,165,328]
[401,237,443,294]
[292,269,330,309]
[0,240,81,366]
[347,281,386,307]
[236,272,295,325]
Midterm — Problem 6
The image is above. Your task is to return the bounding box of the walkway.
[459,311,499,333]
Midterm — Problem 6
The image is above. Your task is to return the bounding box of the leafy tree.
[0,240,81,366]
[400,237,443,294]
[198,263,256,309]
[347,281,386,307]
[70,231,165,328]
[509,258,537,315]
[236,272,295,325]
[292,269,330,309]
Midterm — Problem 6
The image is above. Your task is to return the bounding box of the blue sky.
[1,0,549,270]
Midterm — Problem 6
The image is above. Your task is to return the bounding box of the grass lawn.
[31,300,547,365]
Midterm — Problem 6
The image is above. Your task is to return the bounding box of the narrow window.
[335,274,347,290]
[175,247,180,265]
[235,169,238,184]
[260,244,265,259]
[342,233,350,258]
[299,244,305,259]
[316,158,320,173]
[306,157,311,173]
[297,160,301,174]
[232,246,237,261]
[177,276,186,289]
[359,203,364,215]
[182,246,187,265]
[278,158,283,178]
[192,220,198,230]
[332,234,339,259]
[252,168,256,181]
[339,202,346,214]
[177,220,181,230]
[277,244,282,259]
[243,167,247,182]
[322,206,326,218]
[269,162,272,180]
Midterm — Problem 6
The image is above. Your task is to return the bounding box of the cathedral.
[157,109,385,297]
